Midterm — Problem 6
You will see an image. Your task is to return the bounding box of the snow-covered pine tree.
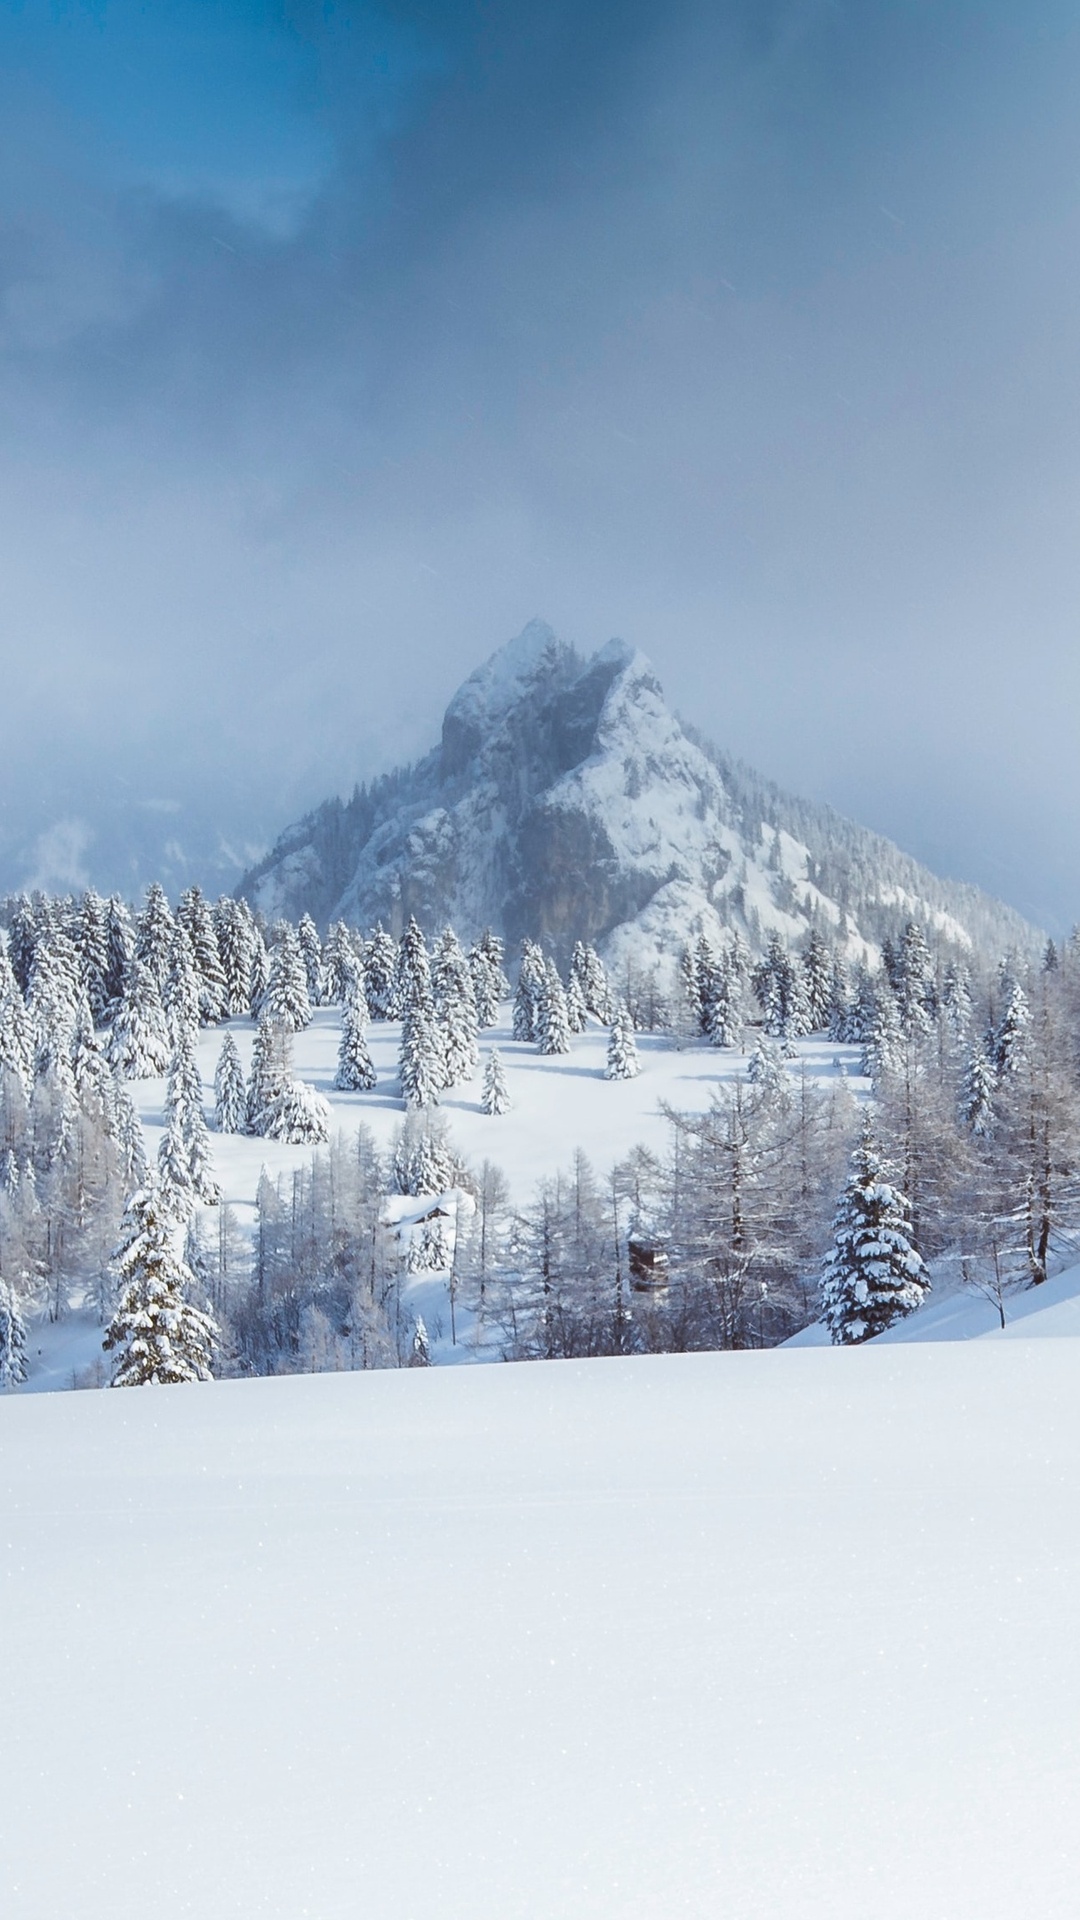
[323,921,361,1005]
[961,1045,995,1136]
[399,1000,443,1109]
[263,1076,331,1145]
[334,981,377,1091]
[297,914,324,1006]
[565,969,588,1033]
[481,1048,511,1115]
[409,1315,431,1366]
[860,977,902,1081]
[0,1278,28,1387]
[536,960,571,1055]
[0,982,32,1094]
[747,1034,790,1110]
[162,923,200,1041]
[214,1032,247,1133]
[801,929,833,1033]
[111,1073,148,1185]
[572,942,611,1022]
[752,932,810,1045]
[512,940,545,1041]
[262,925,312,1032]
[940,961,973,1050]
[396,917,434,1015]
[826,952,852,1042]
[103,895,135,1013]
[433,928,479,1084]
[605,1005,640,1080]
[363,924,399,1018]
[894,921,934,1038]
[677,942,703,1034]
[177,886,227,1025]
[108,959,171,1079]
[703,947,742,1049]
[135,882,175,994]
[157,1111,197,1221]
[75,890,111,1025]
[819,1127,929,1344]
[213,897,257,1017]
[70,996,112,1113]
[103,1178,219,1384]
[245,1016,292,1135]
[992,976,1030,1079]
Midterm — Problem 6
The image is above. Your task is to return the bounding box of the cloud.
[25,817,93,894]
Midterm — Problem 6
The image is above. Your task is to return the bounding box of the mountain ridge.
[239,622,1041,971]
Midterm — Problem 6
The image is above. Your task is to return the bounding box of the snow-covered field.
[133,1008,865,1221]
[3,1333,1080,1918]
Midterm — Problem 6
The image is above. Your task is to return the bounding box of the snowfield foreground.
[3,1341,1079,1918]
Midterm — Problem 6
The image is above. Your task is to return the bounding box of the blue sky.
[3,1,1080,925]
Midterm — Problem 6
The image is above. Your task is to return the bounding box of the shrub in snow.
[820,1128,929,1345]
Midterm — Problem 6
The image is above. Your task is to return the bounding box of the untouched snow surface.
[3,1341,1080,1918]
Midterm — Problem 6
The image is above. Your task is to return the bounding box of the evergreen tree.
[177,886,227,1025]
[111,1073,147,1185]
[395,917,433,1015]
[678,942,704,1034]
[323,922,361,1004]
[861,977,903,1081]
[826,952,852,1042]
[606,1005,640,1080]
[512,941,545,1041]
[433,928,479,1083]
[536,961,571,1055]
[214,1032,247,1133]
[961,1045,995,1136]
[162,923,200,1040]
[103,895,135,1011]
[469,930,508,1027]
[992,976,1030,1079]
[752,932,810,1044]
[409,1315,431,1366]
[108,959,171,1079]
[481,1048,511,1115]
[363,924,399,1019]
[262,925,312,1032]
[157,1112,197,1221]
[399,1000,443,1109]
[334,983,377,1092]
[820,1128,929,1344]
[565,970,588,1034]
[135,882,175,993]
[103,1179,218,1384]
[245,1017,292,1135]
[801,930,833,1032]
[213,897,258,1017]
[297,915,324,1005]
[263,1077,331,1145]
[75,890,111,1024]
[895,922,934,1038]
[0,1278,28,1386]
[703,948,742,1048]
[747,1035,790,1111]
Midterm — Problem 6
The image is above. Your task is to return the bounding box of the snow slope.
[2,1340,1079,1919]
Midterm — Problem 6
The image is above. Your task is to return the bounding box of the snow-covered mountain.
[240,621,1039,968]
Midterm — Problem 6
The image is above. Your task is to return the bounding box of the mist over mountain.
[240,622,1039,971]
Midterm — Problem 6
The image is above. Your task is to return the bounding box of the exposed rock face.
[239,622,1039,970]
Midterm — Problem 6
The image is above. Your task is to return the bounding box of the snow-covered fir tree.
[481,1048,511,1115]
[433,928,479,1084]
[245,1015,292,1134]
[322,921,361,1005]
[571,941,611,1022]
[108,959,171,1079]
[752,932,810,1044]
[992,975,1030,1079]
[512,940,545,1041]
[819,1127,929,1344]
[75,889,111,1025]
[410,1315,431,1366]
[213,897,258,1017]
[395,916,433,1015]
[297,914,324,1006]
[363,924,399,1018]
[468,929,508,1027]
[177,886,227,1025]
[103,894,135,1011]
[961,1045,995,1136]
[703,947,742,1049]
[213,1032,247,1133]
[605,1005,640,1080]
[399,999,444,1109]
[334,981,377,1092]
[103,1178,219,1384]
[0,1277,28,1386]
[157,1111,197,1221]
[263,1075,331,1145]
[747,1034,790,1110]
[861,977,903,1081]
[565,969,588,1033]
[162,923,200,1039]
[801,929,834,1032]
[135,882,175,994]
[262,925,312,1032]
[536,960,571,1056]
